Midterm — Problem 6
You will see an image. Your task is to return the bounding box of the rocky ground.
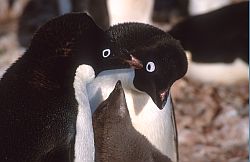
[0,0,248,161]
[172,78,249,162]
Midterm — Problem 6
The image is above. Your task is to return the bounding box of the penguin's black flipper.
[93,81,172,162]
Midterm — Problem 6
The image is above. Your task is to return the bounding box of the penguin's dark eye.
[146,62,155,72]
[102,49,111,58]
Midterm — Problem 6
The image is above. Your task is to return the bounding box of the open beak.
[123,55,143,69]
[159,89,170,109]
[153,88,170,110]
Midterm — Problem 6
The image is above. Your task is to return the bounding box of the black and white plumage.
[106,22,188,109]
[86,22,187,162]
[0,13,134,162]
[169,1,248,84]
[93,80,173,162]
[169,1,248,64]
[87,69,179,162]
[0,13,95,162]
[0,12,187,161]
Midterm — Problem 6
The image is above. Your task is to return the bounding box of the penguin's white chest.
[86,69,177,162]
[124,91,177,162]
[186,58,249,84]
[189,0,231,15]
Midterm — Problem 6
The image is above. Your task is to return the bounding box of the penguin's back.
[169,2,248,63]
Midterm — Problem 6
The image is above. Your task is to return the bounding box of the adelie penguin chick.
[87,22,187,162]
[93,80,172,162]
[0,13,137,162]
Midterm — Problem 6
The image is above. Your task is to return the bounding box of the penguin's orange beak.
[124,55,143,69]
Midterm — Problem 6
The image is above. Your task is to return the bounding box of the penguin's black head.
[131,38,187,109]
[107,23,188,109]
[26,12,136,80]
[27,13,107,71]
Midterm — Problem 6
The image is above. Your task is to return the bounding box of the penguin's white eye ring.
[102,49,111,58]
[146,62,155,72]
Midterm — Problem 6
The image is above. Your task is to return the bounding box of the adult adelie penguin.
[169,1,248,84]
[0,13,139,162]
[87,22,188,162]
[93,80,172,162]
[169,2,248,63]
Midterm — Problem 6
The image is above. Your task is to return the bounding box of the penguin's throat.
[87,68,137,112]
[95,68,136,89]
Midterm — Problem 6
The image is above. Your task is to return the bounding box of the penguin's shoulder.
[170,2,248,34]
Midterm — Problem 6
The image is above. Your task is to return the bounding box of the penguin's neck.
[87,69,136,113]
[87,69,177,162]
[73,65,95,162]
